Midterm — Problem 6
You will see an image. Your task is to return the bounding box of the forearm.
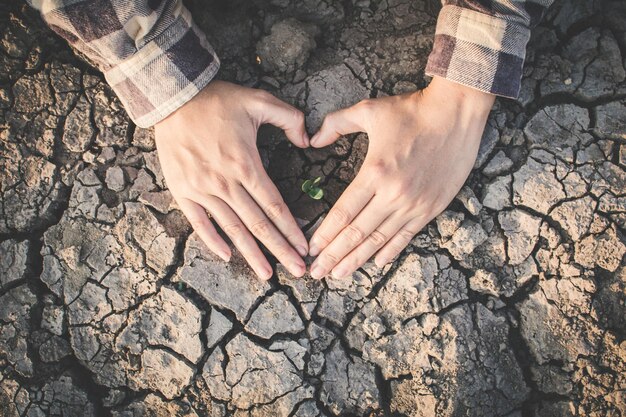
[26,0,220,127]
[427,0,554,98]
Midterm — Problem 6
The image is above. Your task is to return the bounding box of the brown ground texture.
[1,0,625,416]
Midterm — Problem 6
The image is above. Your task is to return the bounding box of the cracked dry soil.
[1,0,625,416]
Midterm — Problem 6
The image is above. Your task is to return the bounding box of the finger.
[228,185,307,278]
[242,165,309,258]
[201,195,274,281]
[309,196,390,279]
[309,102,368,148]
[309,175,374,257]
[374,216,429,268]
[177,198,231,262]
[257,92,309,148]
[330,212,408,279]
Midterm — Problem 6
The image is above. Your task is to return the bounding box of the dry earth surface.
[1,0,625,416]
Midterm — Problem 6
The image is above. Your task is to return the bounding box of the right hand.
[154,81,310,280]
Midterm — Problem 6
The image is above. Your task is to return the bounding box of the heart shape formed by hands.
[155,77,494,281]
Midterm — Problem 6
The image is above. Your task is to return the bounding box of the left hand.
[307,76,495,279]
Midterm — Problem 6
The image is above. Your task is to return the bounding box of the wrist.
[423,76,495,119]
[155,80,228,133]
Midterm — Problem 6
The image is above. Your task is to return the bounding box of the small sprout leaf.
[302,177,325,200]
[302,179,313,193]
[308,187,324,200]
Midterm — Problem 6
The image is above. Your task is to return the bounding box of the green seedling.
[302,176,324,200]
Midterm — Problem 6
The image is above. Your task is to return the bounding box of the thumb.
[309,102,367,148]
[256,92,310,148]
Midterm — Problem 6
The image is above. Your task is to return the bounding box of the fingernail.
[294,254,306,269]
[218,250,231,262]
[310,264,325,279]
[375,257,389,268]
[291,261,306,277]
[332,266,348,279]
[309,243,320,257]
[296,245,308,257]
[258,266,273,281]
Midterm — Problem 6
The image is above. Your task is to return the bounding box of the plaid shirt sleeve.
[26,0,220,127]
[426,1,553,99]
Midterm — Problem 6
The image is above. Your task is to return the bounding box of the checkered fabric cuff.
[426,5,531,99]
[103,8,219,128]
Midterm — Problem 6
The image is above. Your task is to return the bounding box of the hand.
[154,81,310,280]
[307,76,495,279]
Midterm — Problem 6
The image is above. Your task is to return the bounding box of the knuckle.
[394,180,414,197]
[189,217,210,231]
[187,175,206,192]
[384,181,414,205]
[389,240,405,254]
[368,229,388,247]
[254,89,273,103]
[329,207,351,227]
[343,224,365,244]
[367,160,389,178]
[293,108,305,124]
[398,227,416,241]
[314,232,331,247]
[357,98,373,112]
[250,219,272,239]
[321,252,339,266]
[273,245,292,261]
[212,173,230,194]
[234,160,254,182]
[223,222,246,238]
[264,201,286,221]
